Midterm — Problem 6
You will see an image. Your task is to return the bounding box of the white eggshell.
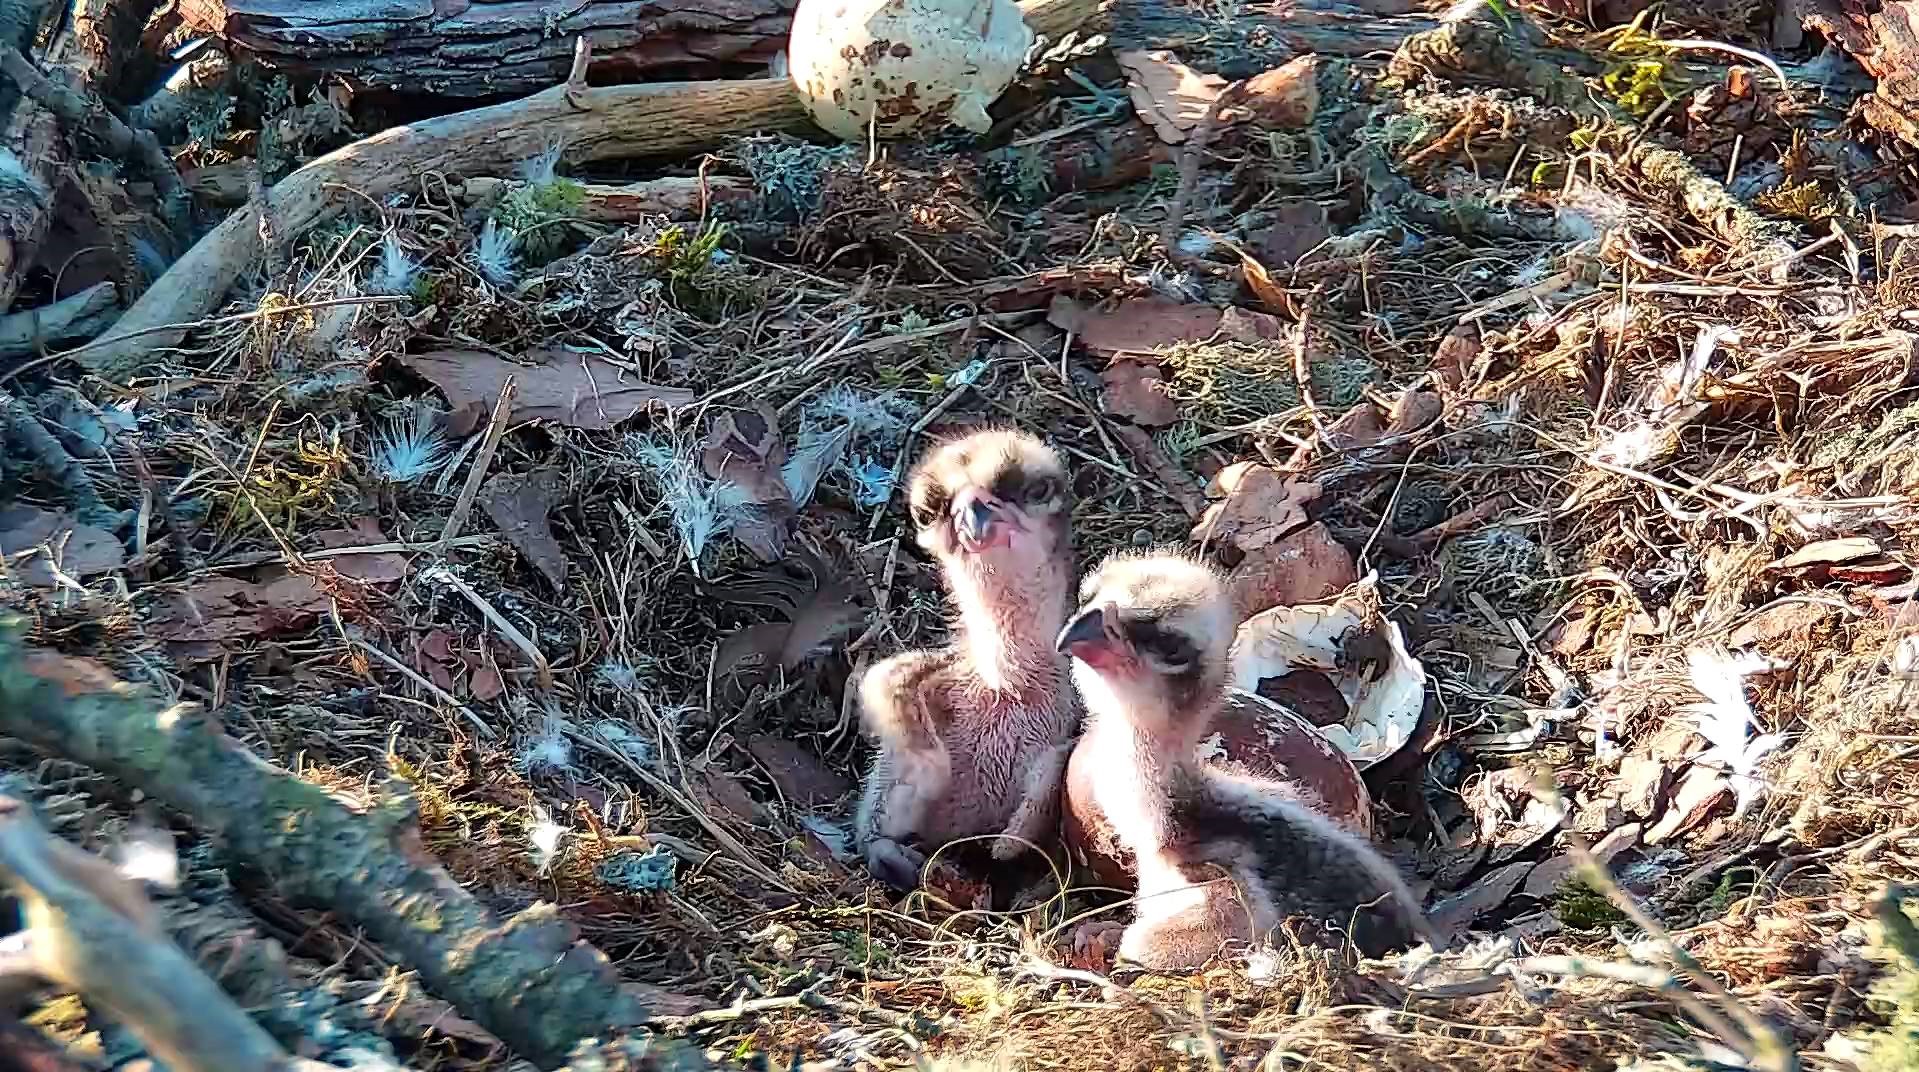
[787,0,1034,141]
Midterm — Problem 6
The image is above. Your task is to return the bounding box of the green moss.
[496,177,586,264]
[1601,60,1671,117]
[1161,340,1378,425]
[1551,879,1629,931]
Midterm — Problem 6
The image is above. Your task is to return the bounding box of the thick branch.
[67,75,810,381]
[0,281,117,357]
[0,625,659,1068]
[177,0,1097,99]
[0,795,310,1072]
[0,46,189,235]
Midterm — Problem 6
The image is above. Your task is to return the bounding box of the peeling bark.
[0,624,665,1069]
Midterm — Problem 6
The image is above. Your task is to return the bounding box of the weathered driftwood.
[0,98,59,314]
[177,0,1098,99]
[457,174,760,223]
[0,281,118,357]
[0,623,661,1069]
[0,795,321,1072]
[71,76,812,380]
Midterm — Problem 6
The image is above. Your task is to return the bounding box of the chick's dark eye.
[1028,476,1060,502]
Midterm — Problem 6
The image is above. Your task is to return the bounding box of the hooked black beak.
[1056,606,1109,654]
[955,498,998,544]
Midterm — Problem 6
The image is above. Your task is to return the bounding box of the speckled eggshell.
[787,0,1033,141]
[1062,689,1375,889]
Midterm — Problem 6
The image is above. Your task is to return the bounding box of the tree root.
[0,624,671,1069]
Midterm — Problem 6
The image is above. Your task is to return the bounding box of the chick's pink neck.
[944,550,1071,696]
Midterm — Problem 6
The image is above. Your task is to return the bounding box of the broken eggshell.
[1227,574,1426,768]
[1062,690,1374,889]
[787,0,1033,141]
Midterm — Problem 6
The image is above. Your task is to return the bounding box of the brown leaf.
[479,469,568,590]
[746,735,851,806]
[1048,294,1222,353]
[1116,49,1228,144]
[310,518,407,585]
[1239,252,1294,315]
[711,559,866,679]
[1770,536,1882,570]
[398,347,693,436]
[702,406,793,563]
[0,505,123,587]
[1429,323,1481,397]
[1430,860,1534,937]
[468,665,504,702]
[23,649,123,696]
[1524,823,1641,899]
[1225,56,1320,129]
[693,768,759,823]
[1099,359,1180,426]
[1192,464,1321,554]
[1227,521,1356,619]
[1646,765,1733,844]
[1251,199,1333,268]
[150,574,331,643]
[1615,753,1670,819]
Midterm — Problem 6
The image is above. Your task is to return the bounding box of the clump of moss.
[651,221,748,319]
[1601,59,1671,117]
[1551,878,1629,931]
[1160,339,1377,425]
[496,175,585,264]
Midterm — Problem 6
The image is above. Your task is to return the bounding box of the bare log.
[0,625,672,1069]
[0,280,117,357]
[0,795,320,1072]
[0,107,58,313]
[176,0,1096,99]
[458,174,759,223]
[68,75,811,380]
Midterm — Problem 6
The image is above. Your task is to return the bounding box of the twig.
[1533,772,1793,1072]
[439,375,516,551]
[0,796,315,1072]
[0,623,653,1065]
[0,389,118,527]
[0,282,118,358]
[423,564,554,689]
[0,48,189,237]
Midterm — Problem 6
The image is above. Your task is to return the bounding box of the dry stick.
[0,47,189,236]
[439,375,516,551]
[0,796,319,1072]
[1535,773,1793,1072]
[0,625,667,1067]
[0,281,118,359]
[73,75,812,381]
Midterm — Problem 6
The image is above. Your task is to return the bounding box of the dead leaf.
[1227,521,1357,620]
[1224,56,1320,129]
[1730,602,1840,652]
[746,736,851,806]
[1116,49,1227,144]
[22,649,123,696]
[0,505,123,587]
[1770,536,1881,570]
[150,574,331,643]
[1615,753,1670,819]
[693,768,760,823]
[1430,860,1534,937]
[711,556,867,679]
[1288,387,1443,467]
[479,469,568,590]
[702,406,793,563]
[310,519,407,585]
[1100,359,1180,426]
[1646,765,1733,844]
[1239,252,1294,315]
[1251,199,1333,268]
[1429,323,1481,397]
[398,347,693,436]
[468,665,504,702]
[1048,294,1222,353]
[1523,823,1641,899]
[1192,464,1321,554]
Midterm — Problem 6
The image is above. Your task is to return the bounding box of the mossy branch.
[0,619,661,1068]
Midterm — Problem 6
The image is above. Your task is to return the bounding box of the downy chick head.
[1056,550,1235,736]
[907,428,1071,577]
